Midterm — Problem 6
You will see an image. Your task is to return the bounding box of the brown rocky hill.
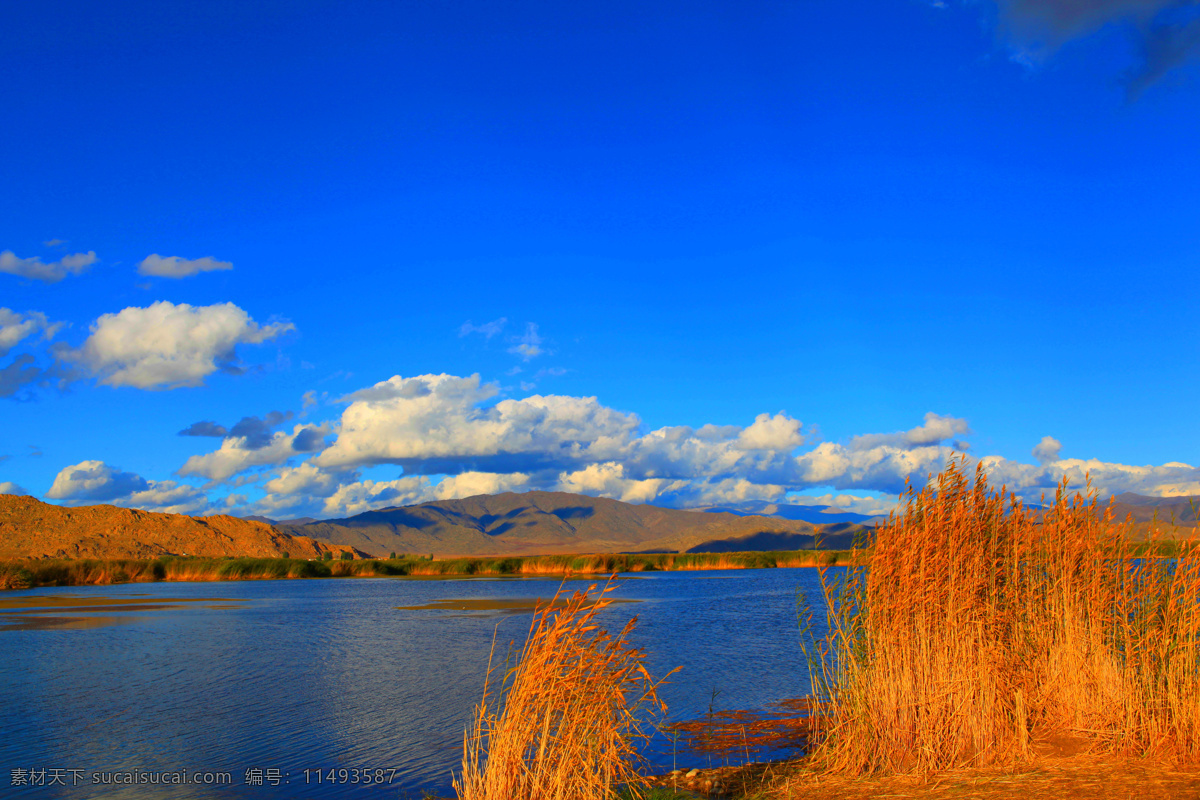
[0,494,361,560]
[279,491,869,557]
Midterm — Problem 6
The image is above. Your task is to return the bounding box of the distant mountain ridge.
[690,500,887,526]
[1109,493,1199,524]
[276,491,870,557]
[0,494,362,560]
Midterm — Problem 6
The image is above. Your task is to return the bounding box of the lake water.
[1,568,835,798]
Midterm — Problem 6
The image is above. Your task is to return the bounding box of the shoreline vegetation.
[0,550,858,591]
[1,535,1191,592]
[448,461,1200,800]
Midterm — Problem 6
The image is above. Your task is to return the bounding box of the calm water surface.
[1,569,834,798]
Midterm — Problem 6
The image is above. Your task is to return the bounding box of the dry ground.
[649,736,1200,799]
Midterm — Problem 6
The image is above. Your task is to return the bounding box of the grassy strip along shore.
[0,549,857,590]
[2,534,1191,590]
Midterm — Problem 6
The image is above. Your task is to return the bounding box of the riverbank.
[3,538,1190,590]
[0,549,856,590]
[645,747,1200,799]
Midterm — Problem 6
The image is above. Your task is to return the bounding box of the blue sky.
[3,0,1199,519]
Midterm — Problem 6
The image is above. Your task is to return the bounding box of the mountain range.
[2,489,1194,563]
[275,491,871,558]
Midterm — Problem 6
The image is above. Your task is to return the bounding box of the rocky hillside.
[278,491,870,557]
[0,494,361,560]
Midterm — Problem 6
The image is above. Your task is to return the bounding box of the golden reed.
[802,459,1200,774]
[454,579,677,800]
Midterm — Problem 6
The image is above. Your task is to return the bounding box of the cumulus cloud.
[225,412,292,449]
[0,250,97,282]
[262,462,346,498]
[179,423,331,482]
[434,471,532,499]
[557,462,690,505]
[46,460,208,514]
[788,492,899,517]
[0,309,61,357]
[459,317,507,338]
[315,373,640,472]
[735,412,806,451]
[163,369,1200,519]
[791,442,934,493]
[0,481,29,495]
[321,476,434,518]
[138,254,234,278]
[60,301,294,390]
[1033,435,1063,465]
[997,0,1200,95]
[978,454,1200,499]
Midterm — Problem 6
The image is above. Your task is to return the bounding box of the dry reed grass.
[0,550,852,590]
[454,578,677,800]
[802,459,1200,775]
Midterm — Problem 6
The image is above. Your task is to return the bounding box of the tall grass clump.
[454,579,677,800]
[803,459,1200,774]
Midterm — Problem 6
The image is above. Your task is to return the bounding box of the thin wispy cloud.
[0,309,62,357]
[507,322,547,361]
[996,0,1200,95]
[0,250,97,283]
[459,317,508,338]
[138,254,233,278]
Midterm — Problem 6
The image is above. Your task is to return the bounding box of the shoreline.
[2,539,1189,591]
[0,549,856,590]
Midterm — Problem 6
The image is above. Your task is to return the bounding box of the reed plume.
[454,578,676,800]
[805,459,1200,774]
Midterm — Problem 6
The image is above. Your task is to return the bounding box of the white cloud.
[179,423,330,482]
[46,460,208,514]
[0,308,61,357]
[0,481,29,495]
[262,462,344,497]
[793,441,952,493]
[315,373,640,470]
[735,412,805,451]
[977,454,1200,501]
[138,254,233,278]
[173,369,1199,516]
[788,492,898,517]
[434,471,531,500]
[321,476,433,518]
[60,301,294,390]
[1033,436,1062,465]
[849,412,970,451]
[0,250,97,282]
[47,460,147,501]
[557,462,689,505]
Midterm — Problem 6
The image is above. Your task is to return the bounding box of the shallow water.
[0,568,835,798]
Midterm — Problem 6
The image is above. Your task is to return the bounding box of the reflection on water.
[0,569,835,798]
[0,595,250,631]
[394,595,640,615]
